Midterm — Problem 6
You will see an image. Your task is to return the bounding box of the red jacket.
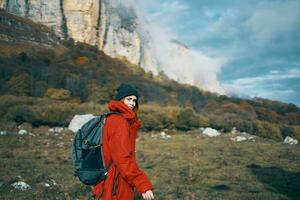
[92,100,153,199]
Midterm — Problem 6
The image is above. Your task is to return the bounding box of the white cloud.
[138,1,226,94]
[137,0,300,104]
[246,1,300,44]
[228,68,300,86]
[223,68,300,100]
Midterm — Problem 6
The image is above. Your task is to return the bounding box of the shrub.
[140,113,164,131]
[225,116,255,134]
[75,56,89,66]
[281,125,300,141]
[0,95,34,118]
[175,107,201,131]
[44,88,71,100]
[139,104,178,131]
[4,97,78,127]
[253,120,282,141]
[3,74,32,96]
[6,104,38,125]
[290,126,300,141]
[209,114,232,132]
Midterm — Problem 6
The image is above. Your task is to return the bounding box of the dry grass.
[0,128,299,200]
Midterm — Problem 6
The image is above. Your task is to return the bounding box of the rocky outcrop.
[0,9,60,45]
[0,0,157,71]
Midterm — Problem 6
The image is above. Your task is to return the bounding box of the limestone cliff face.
[0,0,157,70]
[0,9,60,46]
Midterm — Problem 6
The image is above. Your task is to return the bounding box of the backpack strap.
[105,160,113,173]
[102,112,119,173]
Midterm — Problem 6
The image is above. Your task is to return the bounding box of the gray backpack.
[72,112,117,185]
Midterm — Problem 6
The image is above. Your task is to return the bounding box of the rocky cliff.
[0,0,158,71]
[0,9,60,46]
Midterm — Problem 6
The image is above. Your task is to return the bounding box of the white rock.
[202,128,221,137]
[231,136,248,142]
[283,136,298,145]
[68,114,96,132]
[49,127,64,133]
[160,131,171,139]
[50,179,57,186]
[44,183,50,187]
[29,132,35,136]
[57,142,64,148]
[0,131,7,136]
[231,127,238,135]
[18,129,28,135]
[11,181,31,191]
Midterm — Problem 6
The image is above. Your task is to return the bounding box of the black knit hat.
[115,83,139,101]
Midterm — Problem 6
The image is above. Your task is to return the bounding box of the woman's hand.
[142,190,154,200]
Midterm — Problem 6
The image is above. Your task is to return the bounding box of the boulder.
[283,136,298,145]
[11,181,31,191]
[202,128,221,137]
[18,129,28,135]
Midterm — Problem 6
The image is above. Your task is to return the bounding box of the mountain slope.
[0,0,158,72]
[0,9,300,141]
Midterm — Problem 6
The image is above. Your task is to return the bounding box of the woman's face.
[123,95,137,110]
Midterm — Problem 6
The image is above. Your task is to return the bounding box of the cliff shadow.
[247,164,300,200]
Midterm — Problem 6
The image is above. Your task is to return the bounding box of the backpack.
[72,112,118,185]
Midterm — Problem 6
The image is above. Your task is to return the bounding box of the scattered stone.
[44,183,50,187]
[0,181,4,188]
[17,123,33,132]
[18,129,28,135]
[68,114,96,132]
[231,136,248,142]
[57,142,64,148]
[0,131,7,136]
[50,179,57,186]
[283,136,298,145]
[231,132,256,142]
[202,128,221,137]
[160,131,171,139]
[48,127,65,134]
[11,181,31,191]
[230,127,238,135]
[28,132,35,136]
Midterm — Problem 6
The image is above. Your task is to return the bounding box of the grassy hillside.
[0,129,299,199]
[0,9,300,141]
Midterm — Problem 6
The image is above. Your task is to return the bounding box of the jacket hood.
[108,100,137,120]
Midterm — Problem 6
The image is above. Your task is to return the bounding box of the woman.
[92,83,154,200]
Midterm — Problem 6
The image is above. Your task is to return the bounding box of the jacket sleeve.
[106,115,153,194]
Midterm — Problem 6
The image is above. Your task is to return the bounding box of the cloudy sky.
[137,0,300,105]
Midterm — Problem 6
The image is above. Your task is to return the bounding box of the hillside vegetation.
[0,9,300,141]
